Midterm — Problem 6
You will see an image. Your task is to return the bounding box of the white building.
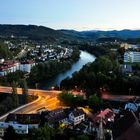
[0,60,20,76]
[124,51,140,63]
[19,60,35,73]
[125,102,138,112]
[0,60,35,76]
[0,122,28,136]
[69,109,85,125]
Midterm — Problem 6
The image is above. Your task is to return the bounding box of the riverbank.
[0,49,80,88]
[39,51,96,89]
[79,43,119,57]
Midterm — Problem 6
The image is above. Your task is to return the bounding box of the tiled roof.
[94,108,114,124]
[21,60,34,64]
[45,108,67,124]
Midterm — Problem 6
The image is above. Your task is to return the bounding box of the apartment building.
[0,59,35,76]
[124,51,140,63]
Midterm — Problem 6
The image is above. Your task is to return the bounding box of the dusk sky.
[0,0,140,31]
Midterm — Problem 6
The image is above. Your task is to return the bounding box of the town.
[0,40,73,76]
[0,87,140,140]
[1,0,140,139]
[1,36,140,140]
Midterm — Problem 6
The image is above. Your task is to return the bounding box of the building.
[125,102,138,112]
[121,43,131,49]
[0,60,20,76]
[19,60,35,73]
[124,51,140,63]
[45,108,68,127]
[0,60,35,76]
[112,110,140,140]
[94,108,115,124]
[5,114,40,129]
[0,59,35,76]
[45,108,85,126]
[0,122,28,136]
[69,109,85,125]
[120,64,132,74]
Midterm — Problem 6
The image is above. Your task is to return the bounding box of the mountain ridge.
[0,24,140,42]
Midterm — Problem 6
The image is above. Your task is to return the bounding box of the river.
[41,51,96,89]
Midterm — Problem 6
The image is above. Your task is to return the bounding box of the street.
[101,91,140,101]
[0,86,61,120]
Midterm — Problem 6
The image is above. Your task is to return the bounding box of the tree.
[0,41,13,59]
[21,79,28,104]
[11,81,19,107]
[70,137,75,140]
[58,92,84,107]
[3,96,15,111]
[88,95,102,111]
[104,132,111,140]
[29,124,54,140]
[4,126,17,140]
[58,92,74,106]
[0,104,6,115]
[77,135,89,140]
[11,81,17,95]
[6,71,25,84]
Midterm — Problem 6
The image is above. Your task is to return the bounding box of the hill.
[60,29,140,41]
[0,24,68,42]
[1,25,140,43]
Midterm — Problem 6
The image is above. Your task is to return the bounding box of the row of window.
[75,115,84,121]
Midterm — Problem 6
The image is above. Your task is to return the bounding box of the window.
[76,117,79,121]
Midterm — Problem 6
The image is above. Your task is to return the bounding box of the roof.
[5,114,40,124]
[94,108,114,124]
[0,60,20,71]
[21,60,35,64]
[45,108,67,124]
[49,108,64,116]
[125,102,138,112]
[112,110,140,140]
[71,109,85,117]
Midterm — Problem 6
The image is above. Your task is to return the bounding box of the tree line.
[4,123,96,140]
[60,47,140,95]
[58,91,107,112]
[0,41,13,59]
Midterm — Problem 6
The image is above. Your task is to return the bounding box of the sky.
[0,0,140,31]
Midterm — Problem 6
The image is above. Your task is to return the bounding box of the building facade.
[0,60,35,76]
[0,122,28,137]
[0,60,20,76]
[124,51,140,63]
[19,60,35,73]
[69,109,85,125]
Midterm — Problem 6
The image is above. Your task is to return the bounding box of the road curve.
[0,86,61,121]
